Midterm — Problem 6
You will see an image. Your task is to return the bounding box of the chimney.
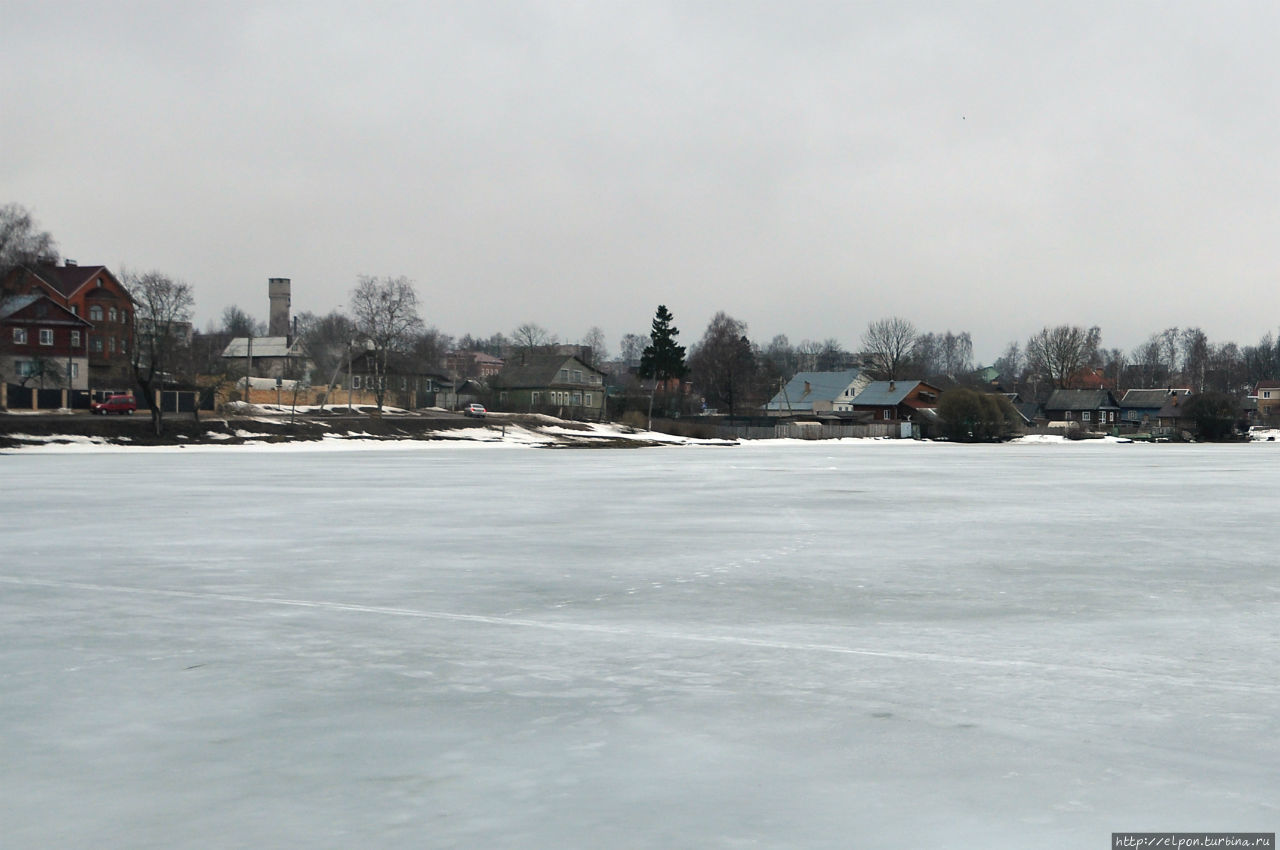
[889,380,896,391]
[64,259,77,267]
[268,278,291,337]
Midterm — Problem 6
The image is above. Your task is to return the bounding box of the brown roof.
[24,263,112,298]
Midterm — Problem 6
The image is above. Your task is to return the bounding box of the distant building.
[491,353,606,419]
[2,260,133,385]
[1,293,93,389]
[763,369,870,416]
[221,278,310,379]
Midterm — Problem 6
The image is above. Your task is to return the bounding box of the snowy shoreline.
[4,424,1275,453]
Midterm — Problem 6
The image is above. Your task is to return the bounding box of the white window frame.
[1082,411,1092,422]
[39,328,54,346]
[71,330,81,348]
[584,393,592,406]
[13,328,27,344]
[352,376,362,389]
[89,305,104,321]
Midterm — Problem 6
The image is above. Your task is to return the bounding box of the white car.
[464,403,487,418]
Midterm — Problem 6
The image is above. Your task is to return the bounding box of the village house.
[221,279,310,380]
[1253,380,1280,418]
[1043,388,1121,427]
[1118,388,1191,428]
[490,353,606,419]
[2,260,133,385]
[847,380,942,424]
[1,293,94,389]
[762,369,871,416]
[445,351,504,379]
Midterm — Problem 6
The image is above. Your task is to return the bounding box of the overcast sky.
[4,1,1278,361]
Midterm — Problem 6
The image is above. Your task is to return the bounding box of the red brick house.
[2,261,134,385]
[1,293,93,389]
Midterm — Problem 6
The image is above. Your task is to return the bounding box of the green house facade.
[491,353,607,419]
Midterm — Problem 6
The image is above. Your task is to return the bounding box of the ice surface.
[2,441,1277,848]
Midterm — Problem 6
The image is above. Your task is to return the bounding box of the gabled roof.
[1044,389,1119,411]
[850,380,936,407]
[0,294,43,319]
[0,293,93,325]
[1120,388,1173,408]
[764,369,863,411]
[222,336,305,358]
[491,353,603,389]
[1254,380,1280,393]
[19,263,120,300]
[1120,388,1192,408]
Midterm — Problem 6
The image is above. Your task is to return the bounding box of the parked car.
[91,395,137,415]
[464,403,487,418]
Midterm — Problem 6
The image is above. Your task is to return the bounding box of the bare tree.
[127,270,195,435]
[580,326,608,368]
[220,305,265,337]
[296,309,359,404]
[511,322,556,357]
[350,275,424,410]
[763,334,797,377]
[688,312,756,417]
[411,327,452,373]
[0,203,58,286]
[1180,327,1209,392]
[619,333,646,368]
[1025,325,1100,389]
[993,341,1024,385]
[861,317,918,380]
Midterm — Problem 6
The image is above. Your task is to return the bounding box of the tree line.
[6,202,1278,429]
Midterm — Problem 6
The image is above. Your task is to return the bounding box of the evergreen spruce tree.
[638,305,687,420]
[639,305,687,383]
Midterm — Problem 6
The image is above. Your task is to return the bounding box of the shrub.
[938,388,1021,441]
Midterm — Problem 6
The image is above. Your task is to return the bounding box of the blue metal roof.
[764,370,863,411]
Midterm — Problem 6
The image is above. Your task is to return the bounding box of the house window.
[15,360,35,376]
[532,391,541,405]
[1127,410,1138,420]
[70,305,78,316]
[1082,411,1092,421]
[499,391,508,403]
[71,331,81,347]
[108,337,115,353]
[1265,391,1272,399]
[109,307,118,322]
[12,328,27,344]
[69,362,79,379]
[39,329,53,346]
[572,370,582,383]
[882,409,891,420]
[584,393,592,406]
[352,376,361,389]
[89,305,104,321]
[91,337,103,353]
[572,392,582,405]
[119,337,127,355]
[558,369,568,381]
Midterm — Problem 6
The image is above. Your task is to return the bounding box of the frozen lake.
[2,440,1277,848]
